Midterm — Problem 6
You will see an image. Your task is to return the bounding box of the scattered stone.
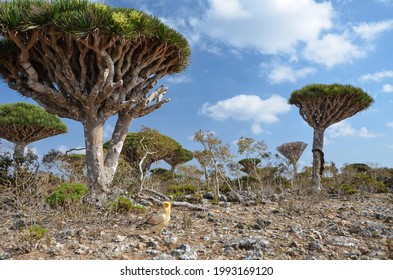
[325,236,359,248]
[153,253,175,260]
[170,243,198,260]
[115,235,127,242]
[0,249,11,260]
[164,236,178,245]
[288,224,303,238]
[308,240,323,252]
[58,228,75,239]
[244,249,264,260]
[10,219,26,230]
[255,218,271,228]
[74,244,89,255]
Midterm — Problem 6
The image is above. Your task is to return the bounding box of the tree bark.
[312,128,325,191]
[83,117,108,206]
[104,113,133,185]
[13,142,26,160]
[292,162,298,190]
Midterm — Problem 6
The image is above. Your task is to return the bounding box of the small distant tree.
[43,149,86,183]
[289,84,373,190]
[194,130,232,201]
[236,136,270,189]
[276,141,307,190]
[238,158,261,175]
[164,147,193,173]
[112,127,192,193]
[0,103,67,159]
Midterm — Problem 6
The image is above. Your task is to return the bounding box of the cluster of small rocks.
[0,193,392,260]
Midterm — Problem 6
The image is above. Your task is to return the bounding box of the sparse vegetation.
[45,183,88,208]
[106,196,146,213]
[0,1,391,262]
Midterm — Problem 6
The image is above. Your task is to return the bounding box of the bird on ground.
[137,201,172,235]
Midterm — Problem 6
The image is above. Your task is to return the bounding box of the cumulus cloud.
[193,0,333,54]
[303,34,366,67]
[360,70,393,82]
[200,94,290,134]
[327,120,378,138]
[165,75,193,84]
[382,84,393,92]
[387,121,393,128]
[267,64,316,83]
[353,20,393,40]
[155,0,393,68]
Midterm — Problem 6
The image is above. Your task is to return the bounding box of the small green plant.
[107,196,146,213]
[45,183,88,208]
[166,184,197,199]
[28,225,47,240]
[182,212,192,229]
[328,184,358,195]
[386,238,393,259]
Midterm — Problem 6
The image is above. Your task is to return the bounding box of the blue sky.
[2,0,393,169]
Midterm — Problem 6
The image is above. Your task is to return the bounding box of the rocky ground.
[0,192,392,260]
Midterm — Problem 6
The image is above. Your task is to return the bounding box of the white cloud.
[200,94,290,134]
[193,0,333,54]
[251,123,263,134]
[387,121,393,128]
[382,84,393,92]
[353,20,393,40]
[327,120,378,138]
[358,127,377,138]
[376,0,393,5]
[303,34,366,67]
[209,0,250,19]
[360,70,393,82]
[57,145,69,154]
[165,75,193,84]
[267,64,316,83]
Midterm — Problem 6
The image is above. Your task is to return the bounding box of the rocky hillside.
[0,192,392,260]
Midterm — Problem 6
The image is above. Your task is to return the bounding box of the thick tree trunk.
[312,128,325,191]
[83,117,108,206]
[104,114,133,184]
[13,142,26,160]
[292,162,298,190]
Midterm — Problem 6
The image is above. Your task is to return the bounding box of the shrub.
[28,225,47,239]
[45,183,88,208]
[106,196,146,213]
[338,184,358,195]
[166,184,197,199]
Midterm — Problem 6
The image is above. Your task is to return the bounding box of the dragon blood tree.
[0,102,67,159]
[289,84,373,190]
[276,141,307,190]
[0,0,190,205]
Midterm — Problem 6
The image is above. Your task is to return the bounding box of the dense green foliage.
[45,183,88,207]
[289,83,374,107]
[107,127,192,172]
[0,102,67,132]
[0,0,190,71]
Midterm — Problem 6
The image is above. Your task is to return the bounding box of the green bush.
[338,184,358,195]
[107,196,146,213]
[45,183,88,208]
[28,225,47,239]
[166,184,197,199]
